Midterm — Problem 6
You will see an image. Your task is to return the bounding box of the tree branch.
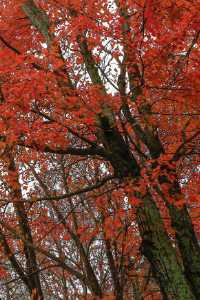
[18,140,111,159]
[0,220,87,283]
[0,35,45,71]
[30,109,99,148]
[173,131,200,162]
[0,175,115,203]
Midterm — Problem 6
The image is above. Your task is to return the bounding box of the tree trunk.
[136,196,195,300]
[168,203,200,299]
[102,123,196,299]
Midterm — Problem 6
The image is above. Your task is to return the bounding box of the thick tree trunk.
[136,196,195,300]
[101,125,196,299]
[158,172,200,298]
[168,203,200,299]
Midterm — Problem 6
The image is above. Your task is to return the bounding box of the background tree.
[0,0,200,299]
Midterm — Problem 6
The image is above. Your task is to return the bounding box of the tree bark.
[168,203,200,299]
[136,196,195,300]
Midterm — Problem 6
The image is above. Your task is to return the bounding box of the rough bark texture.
[136,197,195,300]
[169,204,200,299]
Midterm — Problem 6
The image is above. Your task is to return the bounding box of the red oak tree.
[0,0,200,299]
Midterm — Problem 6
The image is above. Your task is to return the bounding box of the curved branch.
[18,140,111,159]
[0,174,115,203]
[173,131,200,162]
[30,109,99,148]
[0,35,45,71]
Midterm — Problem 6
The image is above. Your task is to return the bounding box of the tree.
[0,0,199,299]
